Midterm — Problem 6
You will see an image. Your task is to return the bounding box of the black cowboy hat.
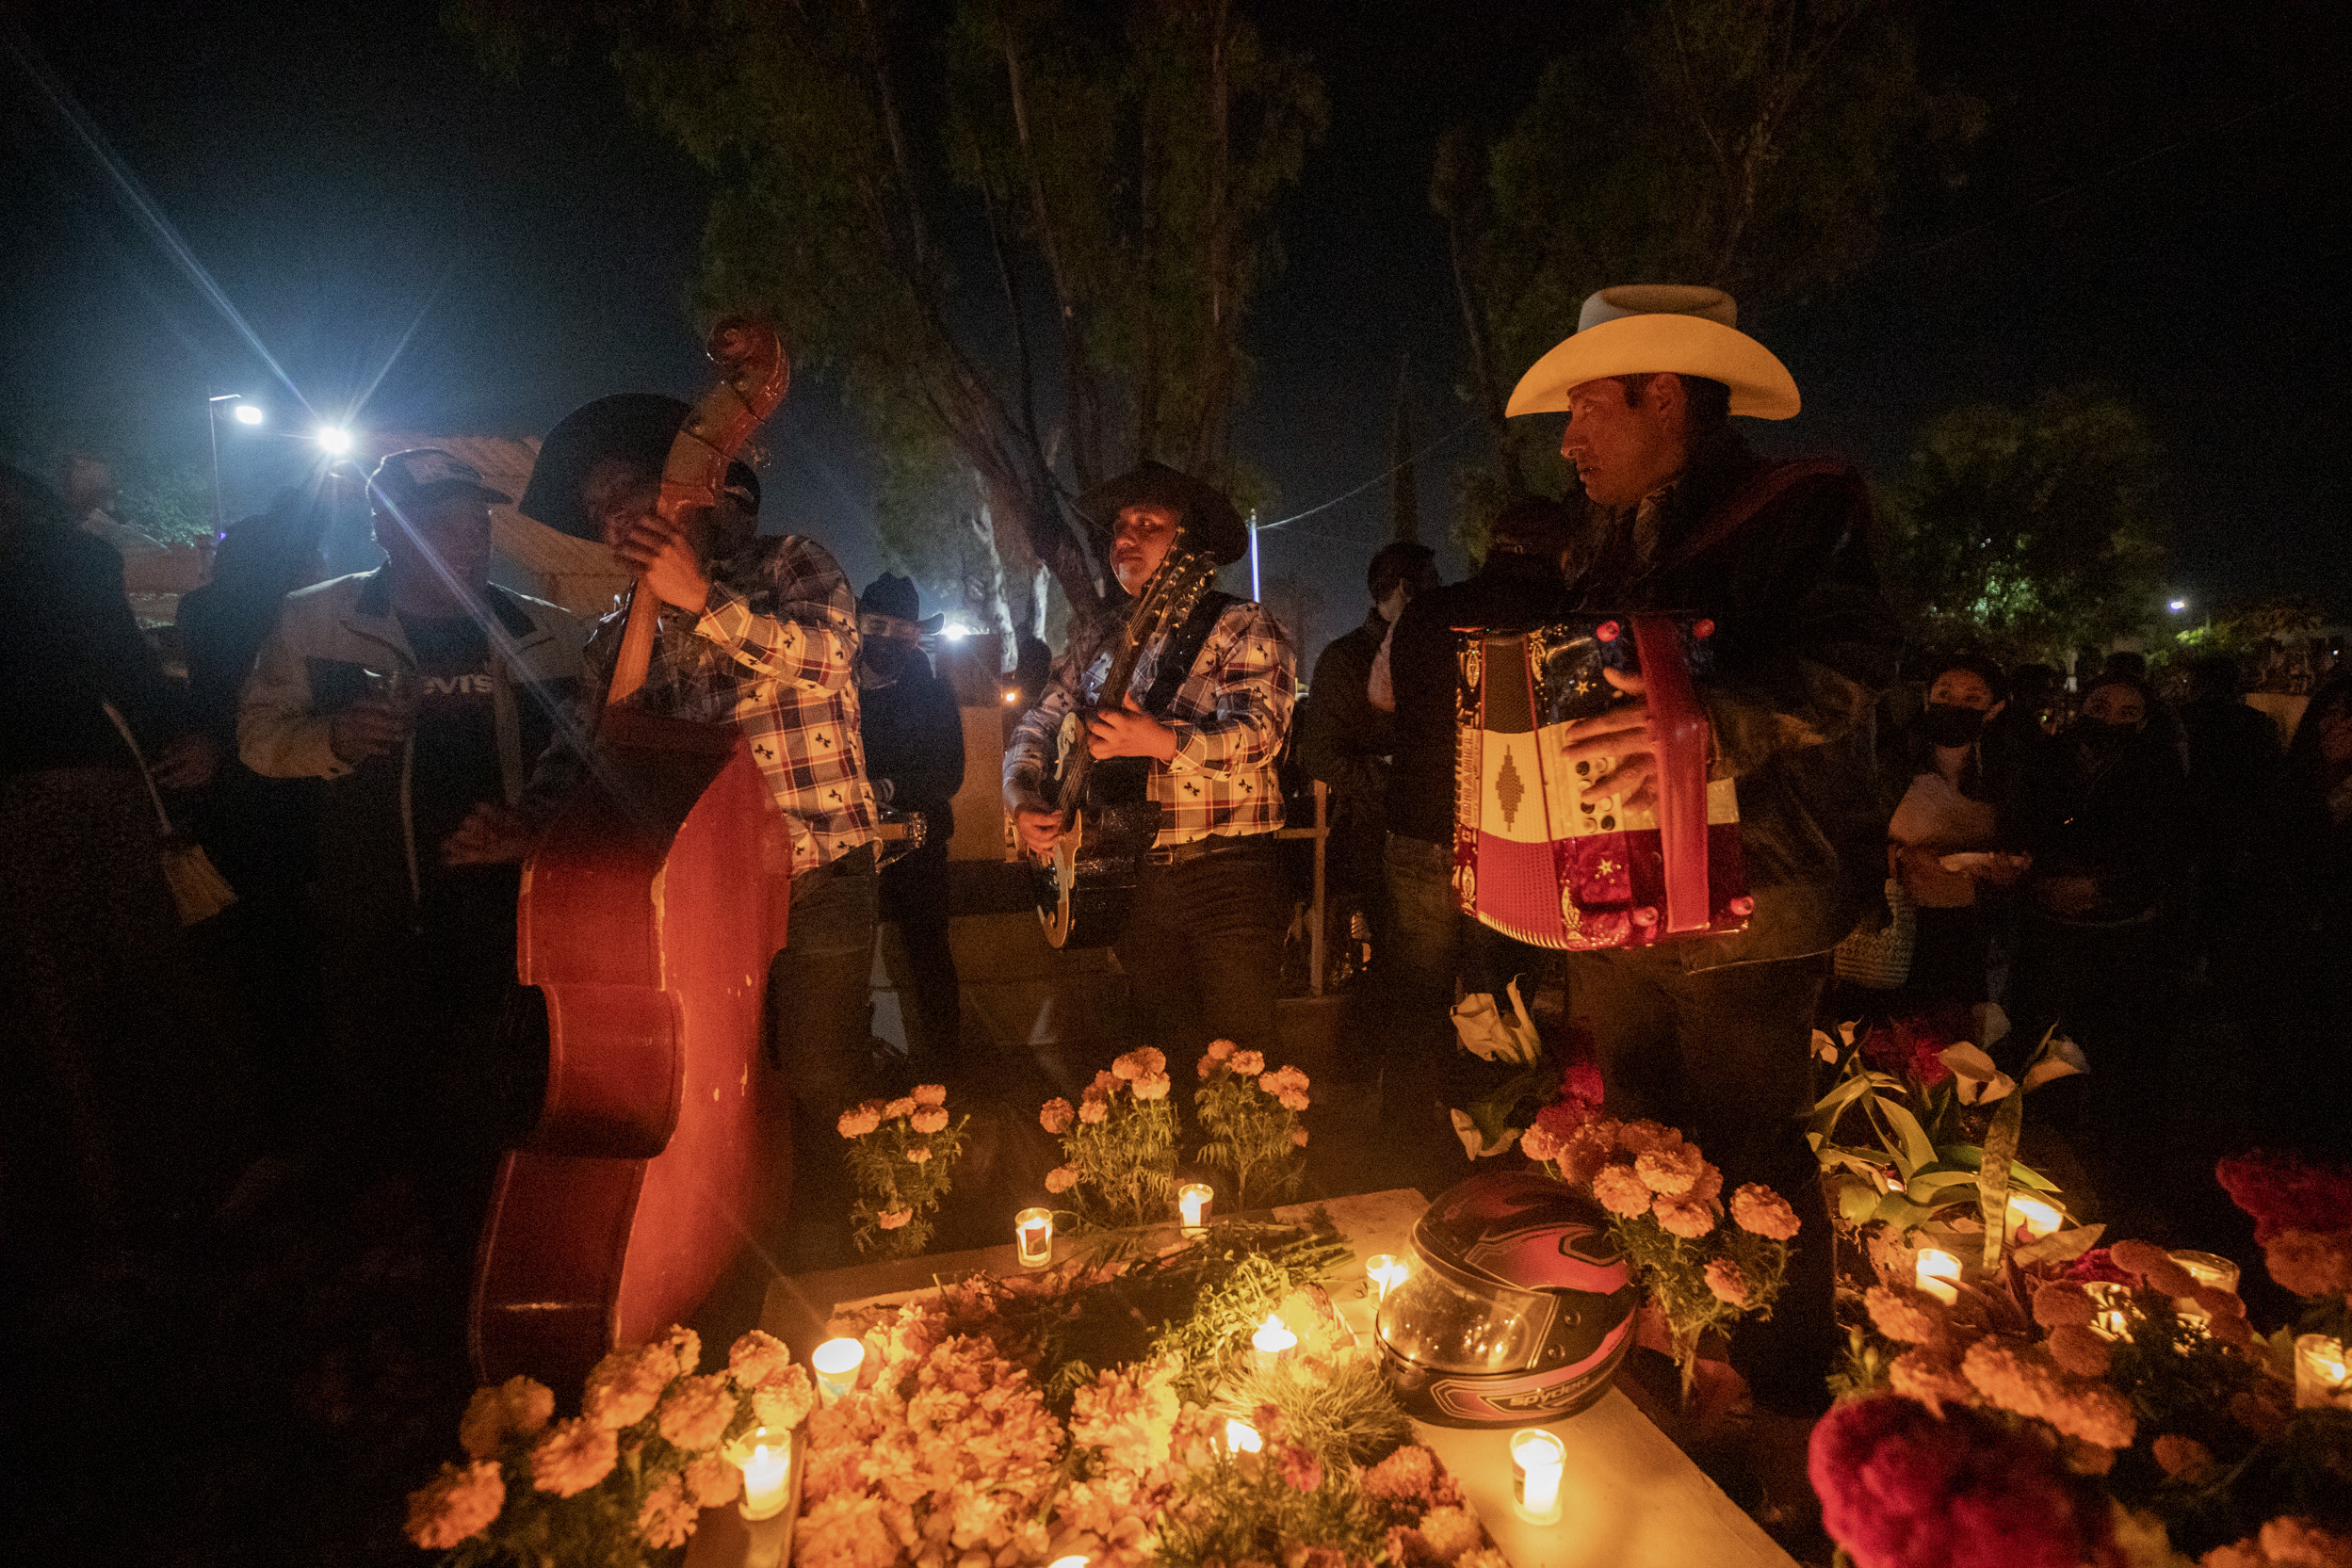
[858,573,945,634]
[1072,460,1248,567]
[519,394,763,542]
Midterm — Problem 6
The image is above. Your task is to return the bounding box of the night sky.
[5,0,2347,661]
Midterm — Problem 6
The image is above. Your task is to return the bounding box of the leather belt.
[1146,832,1264,868]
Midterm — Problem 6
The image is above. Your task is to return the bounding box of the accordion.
[1452,614,1750,950]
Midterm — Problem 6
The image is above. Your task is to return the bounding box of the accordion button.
[1596,621,1620,642]
[1728,896,1755,916]
[1631,906,1658,927]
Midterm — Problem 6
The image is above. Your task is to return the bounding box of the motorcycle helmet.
[1376,1170,1635,1426]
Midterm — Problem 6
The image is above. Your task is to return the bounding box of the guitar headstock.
[1123,544,1219,648]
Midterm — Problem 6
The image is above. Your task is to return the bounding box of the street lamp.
[315,425,354,456]
[231,402,265,427]
[2168,598,2188,614]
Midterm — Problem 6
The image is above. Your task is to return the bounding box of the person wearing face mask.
[1883,654,2033,1010]
[854,574,965,1082]
[2011,671,2190,1219]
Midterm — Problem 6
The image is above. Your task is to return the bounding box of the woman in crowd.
[1884,653,2032,1010]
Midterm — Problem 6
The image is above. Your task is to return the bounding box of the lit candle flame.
[1914,1249,1961,1306]
[1224,1418,1262,1454]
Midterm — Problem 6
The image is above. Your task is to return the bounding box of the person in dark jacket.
[0,461,217,1262]
[1380,499,1577,1186]
[1507,285,1902,1421]
[1301,540,1437,982]
[855,574,966,1080]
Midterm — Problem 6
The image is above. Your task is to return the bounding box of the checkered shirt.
[1004,599,1295,847]
[534,534,879,873]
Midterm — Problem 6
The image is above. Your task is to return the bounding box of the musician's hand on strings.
[1014,806,1063,854]
[444,800,535,865]
[1086,693,1178,762]
[609,510,711,613]
[1558,668,1657,809]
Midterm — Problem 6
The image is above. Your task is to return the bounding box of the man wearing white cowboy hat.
[1509,286,1901,1425]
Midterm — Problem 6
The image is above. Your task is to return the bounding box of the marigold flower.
[656,1372,736,1451]
[1864,1285,1947,1346]
[1961,1339,2135,1449]
[1046,1165,1079,1193]
[910,1107,949,1135]
[1292,1125,1309,1147]
[459,1374,554,1459]
[1686,1163,1724,1204]
[637,1473,698,1549]
[2264,1230,2352,1300]
[2209,1310,2256,1348]
[529,1415,619,1496]
[2150,1434,2214,1480]
[1593,1163,1652,1218]
[2032,1282,2098,1329]
[876,1206,913,1230]
[911,1083,947,1107]
[1887,1348,1972,1414]
[902,1144,930,1165]
[583,1344,671,1430]
[1079,1096,1109,1124]
[660,1324,701,1376]
[1040,1097,1075,1135]
[2044,1323,2111,1380]
[837,1104,882,1139]
[1652,1195,1715,1239]
[2106,1238,2172,1278]
[1416,1506,1484,1561]
[403,1459,505,1548]
[884,1096,916,1120]
[1132,1072,1172,1101]
[1704,1258,1750,1307]
[2139,1258,2198,1298]
[1205,1038,1236,1063]
[1521,1123,1562,1163]
[685,1450,741,1508]
[1361,1444,1439,1505]
[2192,1285,2247,1319]
[2256,1518,2352,1566]
[1635,1142,1706,1196]
[728,1328,792,1390]
[1111,1046,1166,1081]
[1278,1443,1324,1493]
[1615,1119,1681,1156]
[2215,1150,2352,1244]
[750,1365,814,1431]
[1278,1091,1310,1113]
[1729,1183,1800,1240]
[1555,1122,1617,1186]
[1230,1048,1266,1075]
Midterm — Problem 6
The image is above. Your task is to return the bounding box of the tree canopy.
[1882,387,2170,665]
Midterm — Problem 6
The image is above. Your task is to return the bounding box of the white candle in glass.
[1914,1249,1962,1306]
[1048,1557,1090,1568]
[1014,1206,1054,1268]
[738,1429,792,1520]
[1177,1184,1213,1231]
[1251,1312,1297,1368]
[1511,1428,1565,1525]
[811,1337,864,1403]
[2295,1334,2350,1410]
[2084,1283,2133,1342]
[1365,1253,1408,1306]
[1224,1417,1262,1454]
[2005,1193,2063,1241]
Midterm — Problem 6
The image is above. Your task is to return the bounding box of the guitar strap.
[1091,590,1236,809]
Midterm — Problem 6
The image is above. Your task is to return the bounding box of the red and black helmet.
[1375,1170,1635,1426]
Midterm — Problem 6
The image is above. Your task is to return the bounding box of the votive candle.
[1048,1557,1090,1568]
[737,1429,792,1521]
[1251,1312,1297,1369]
[1178,1183,1214,1231]
[1224,1417,1263,1454]
[2295,1334,2351,1410]
[2170,1251,2239,1295]
[2084,1282,2133,1342]
[811,1336,864,1403]
[1015,1206,1054,1268]
[1914,1248,1962,1306]
[1510,1428,1565,1526]
[2005,1193,2063,1241]
[1365,1253,1408,1306]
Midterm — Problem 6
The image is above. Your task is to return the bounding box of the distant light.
[941,622,969,641]
[232,402,265,426]
[316,426,353,455]
[1001,687,1020,704]
[2168,599,2188,613]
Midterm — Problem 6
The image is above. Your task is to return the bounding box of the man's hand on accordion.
[1560,668,1657,810]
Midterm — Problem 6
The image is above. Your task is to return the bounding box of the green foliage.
[1059,1091,1180,1232]
[841,1098,969,1258]
[1153,1442,1385,1568]
[1192,1055,1308,1211]
[1884,387,2170,663]
[1229,1356,1414,1471]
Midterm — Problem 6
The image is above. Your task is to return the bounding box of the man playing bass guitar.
[1004,462,1296,1085]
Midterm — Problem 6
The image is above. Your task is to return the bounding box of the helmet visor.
[1376,1257,1558,1376]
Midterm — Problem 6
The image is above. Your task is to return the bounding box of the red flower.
[1860,1009,1964,1091]
[2215,1151,2352,1244]
[1809,1394,2116,1568]
[2060,1247,2135,1287]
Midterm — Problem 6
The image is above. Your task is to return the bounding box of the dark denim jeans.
[1115,838,1286,1087]
[1565,945,1837,1414]
[769,846,879,1263]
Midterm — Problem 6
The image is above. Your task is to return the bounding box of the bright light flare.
[940,622,969,640]
[2168,599,2188,612]
[316,425,354,455]
[231,402,265,426]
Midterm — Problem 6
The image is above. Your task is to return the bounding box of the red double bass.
[470,319,795,1390]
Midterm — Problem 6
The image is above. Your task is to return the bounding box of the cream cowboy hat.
[1504,284,1800,421]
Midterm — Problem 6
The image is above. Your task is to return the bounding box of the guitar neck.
[1053,556,1208,823]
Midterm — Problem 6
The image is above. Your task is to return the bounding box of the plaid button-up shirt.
[532,534,879,874]
[1004,599,1295,847]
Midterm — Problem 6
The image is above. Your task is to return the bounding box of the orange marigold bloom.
[1704,1258,1749,1307]
[637,1473,698,1550]
[876,1207,913,1230]
[836,1103,882,1139]
[459,1374,554,1459]
[750,1364,814,1431]
[2192,1285,2248,1319]
[2150,1434,2215,1480]
[529,1416,619,1496]
[910,1083,947,1107]
[2106,1238,2171,1277]
[686,1451,741,1508]
[1960,1340,2135,1450]
[2140,1258,2198,1298]
[910,1107,949,1135]
[2032,1283,2099,1330]
[583,1344,671,1430]
[1230,1048,1266,1075]
[2265,1230,2352,1300]
[403,1460,505,1549]
[1520,1123,1562,1163]
[1046,1165,1079,1194]
[1887,1348,1973,1414]
[1615,1119,1681,1156]
[1592,1164,1652,1218]
[1634,1143,1706,1197]
[1864,1285,1947,1346]
[1292,1125,1309,1146]
[1132,1073,1173,1102]
[1652,1195,1716,1239]
[2044,1323,2111,1380]
[1039,1097,1075,1135]
[1078,1095,1109,1124]
[1729,1183,1800,1240]
[728,1328,792,1390]
[884,1096,916,1120]
[657,1372,737,1451]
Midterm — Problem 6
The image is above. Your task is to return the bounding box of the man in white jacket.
[238,448,584,1160]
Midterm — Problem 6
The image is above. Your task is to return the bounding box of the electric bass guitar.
[1030,543,1220,948]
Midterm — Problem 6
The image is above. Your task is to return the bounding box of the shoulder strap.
[102,701,174,836]
[1140,590,1237,717]
[1663,457,1853,575]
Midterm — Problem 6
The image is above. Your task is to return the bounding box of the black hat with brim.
[1073,461,1248,567]
[519,393,692,542]
[858,573,945,634]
